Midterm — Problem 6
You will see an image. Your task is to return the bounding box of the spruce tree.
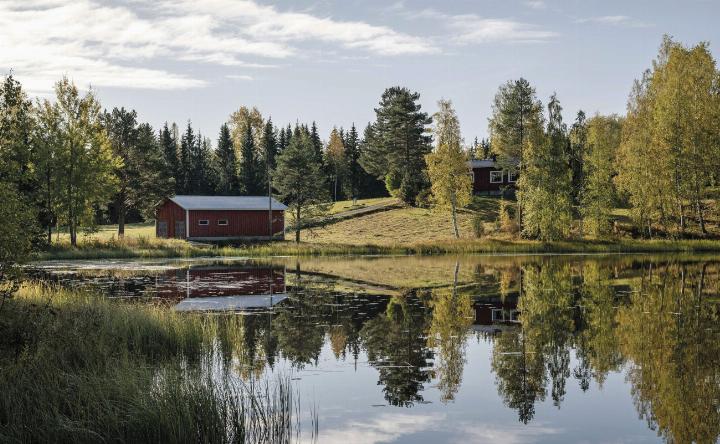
[160,122,179,191]
[239,124,262,194]
[344,124,362,200]
[568,111,587,210]
[215,123,240,195]
[178,122,194,194]
[273,129,329,243]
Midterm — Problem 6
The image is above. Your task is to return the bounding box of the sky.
[2,0,719,144]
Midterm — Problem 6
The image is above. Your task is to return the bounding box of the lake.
[28,254,720,443]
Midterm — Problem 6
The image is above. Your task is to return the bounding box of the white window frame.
[198,219,209,226]
[490,170,503,184]
[507,171,518,183]
[217,219,229,226]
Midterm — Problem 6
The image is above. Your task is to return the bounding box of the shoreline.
[32,238,720,261]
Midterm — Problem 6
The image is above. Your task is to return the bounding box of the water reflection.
[30,255,720,442]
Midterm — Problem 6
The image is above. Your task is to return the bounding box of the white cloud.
[0,0,436,94]
[309,413,445,444]
[394,7,557,44]
[226,74,254,81]
[575,15,652,28]
[450,15,558,44]
[524,1,547,10]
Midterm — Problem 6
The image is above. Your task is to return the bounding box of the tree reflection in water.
[207,257,719,441]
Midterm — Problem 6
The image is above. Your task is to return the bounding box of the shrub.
[498,199,519,234]
[472,214,485,238]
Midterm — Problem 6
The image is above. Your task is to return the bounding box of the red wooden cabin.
[155,196,287,241]
[470,159,517,194]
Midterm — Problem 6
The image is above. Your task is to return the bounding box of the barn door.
[157,221,168,238]
[174,221,186,239]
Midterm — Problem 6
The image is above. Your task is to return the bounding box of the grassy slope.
[36,196,720,260]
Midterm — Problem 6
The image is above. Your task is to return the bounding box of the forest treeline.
[1,36,719,253]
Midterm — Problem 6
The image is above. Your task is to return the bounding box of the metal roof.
[169,195,288,211]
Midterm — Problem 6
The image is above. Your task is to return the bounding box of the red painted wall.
[156,199,186,238]
[156,266,286,299]
[472,167,516,193]
[188,210,284,238]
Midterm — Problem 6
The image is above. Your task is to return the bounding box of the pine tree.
[488,78,544,227]
[273,129,329,243]
[239,124,262,194]
[360,86,432,203]
[103,107,138,237]
[215,123,240,195]
[426,99,472,238]
[261,118,278,178]
[518,94,573,240]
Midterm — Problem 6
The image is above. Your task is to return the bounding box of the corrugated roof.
[169,195,288,211]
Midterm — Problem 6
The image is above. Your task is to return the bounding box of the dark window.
[490,171,503,183]
[218,219,228,226]
[198,220,209,226]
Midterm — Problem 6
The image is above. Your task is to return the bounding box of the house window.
[507,171,518,183]
[490,171,503,183]
[198,220,209,226]
[217,219,228,226]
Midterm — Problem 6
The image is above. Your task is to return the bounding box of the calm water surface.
[30,254,720,443]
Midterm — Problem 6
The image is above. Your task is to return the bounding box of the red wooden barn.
[470,159,517,194]
[155,195,287,241]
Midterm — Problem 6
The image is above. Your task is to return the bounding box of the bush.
[472,214,485,238]
[415,188,433,208]
[498,199,519,234]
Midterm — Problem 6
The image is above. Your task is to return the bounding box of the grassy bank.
[34,235,720,261]
[0,284,300,443]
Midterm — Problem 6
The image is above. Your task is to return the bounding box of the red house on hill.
[470,159,517,194]
[155,196,287,241]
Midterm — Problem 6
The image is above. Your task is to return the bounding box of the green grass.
[35,194,720,260]
[0,283,301,443]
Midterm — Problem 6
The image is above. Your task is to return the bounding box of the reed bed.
[0,283,305,443]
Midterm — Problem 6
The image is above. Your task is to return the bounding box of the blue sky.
[2,0,719,143]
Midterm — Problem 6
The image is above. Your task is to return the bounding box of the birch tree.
[425,99,472,238]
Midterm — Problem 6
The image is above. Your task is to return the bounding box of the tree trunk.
[268,175,273,239]
[295,206,301,243]
[117,197,126,239]
[695,198,707,234]
[451,196,459,239]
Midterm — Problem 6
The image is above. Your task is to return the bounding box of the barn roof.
[169,195,288,211]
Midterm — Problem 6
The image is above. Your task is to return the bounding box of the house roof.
[169,195,288,211]
[469,158,520,169]
[469,159,497,168]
